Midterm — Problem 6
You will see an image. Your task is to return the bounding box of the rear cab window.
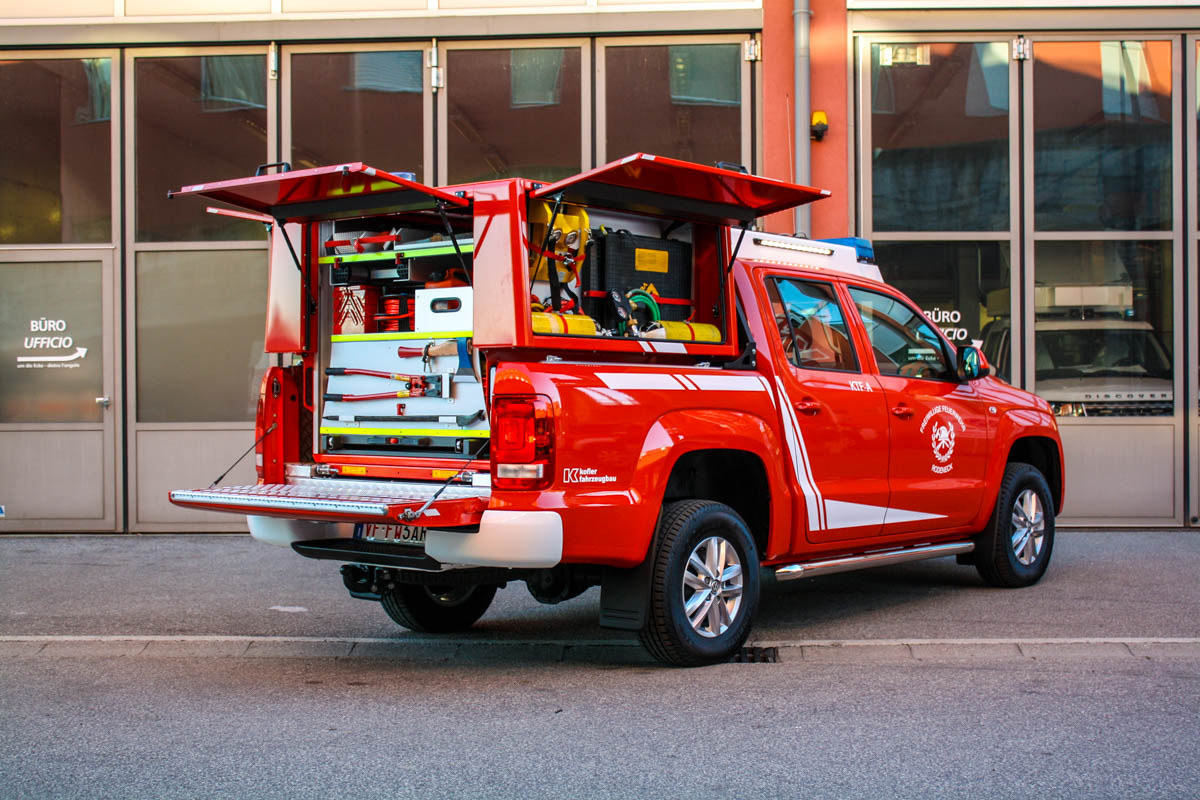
[765,277,860,372]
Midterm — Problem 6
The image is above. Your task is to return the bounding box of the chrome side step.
[775,541,975,581]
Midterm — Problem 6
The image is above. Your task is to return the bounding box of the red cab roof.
[167,163,468,222]
[530,153,829,225]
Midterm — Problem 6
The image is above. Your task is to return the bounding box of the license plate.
[359,523,426,546]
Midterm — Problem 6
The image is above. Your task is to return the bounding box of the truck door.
[762,275,891,543]
[845,285,991,534]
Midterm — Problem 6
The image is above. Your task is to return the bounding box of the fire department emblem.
[919,405,967,475]
[930,421,955,463]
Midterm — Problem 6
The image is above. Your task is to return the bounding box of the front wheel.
[381,583,497,633]
[639,500,760,667]
[974,462,1055,588]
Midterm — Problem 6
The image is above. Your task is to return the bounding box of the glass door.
[1024,38,1182,525]
[861,35,1184,526]
[0,52,121,532]
[125,46,275,532]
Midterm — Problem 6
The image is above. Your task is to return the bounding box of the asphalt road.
[1,532,1198,799]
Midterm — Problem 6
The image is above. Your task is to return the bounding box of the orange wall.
[762,0,849,239]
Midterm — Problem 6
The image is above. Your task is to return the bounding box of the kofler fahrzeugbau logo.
[919,405,966,474]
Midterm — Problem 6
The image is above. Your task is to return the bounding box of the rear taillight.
[491,394,554,490]
[254,379,268,482]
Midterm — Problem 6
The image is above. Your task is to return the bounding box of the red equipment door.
[846,285,992,534]
[760,274,892,543]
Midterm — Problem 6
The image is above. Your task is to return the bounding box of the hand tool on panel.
[323,369,452,399]
[395,339,474,376]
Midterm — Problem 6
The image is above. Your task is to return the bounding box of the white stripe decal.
[687,374,767,392]
[596,373,685,391]
[650,341,687,353]
[774,376,825,531]
[674,374,700,391]
[882,507,947,526]
[824,500,888,530]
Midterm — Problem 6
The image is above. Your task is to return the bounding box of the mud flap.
[598,556,654,630]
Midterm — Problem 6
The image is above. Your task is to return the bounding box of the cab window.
[766,278,859,372]
[847,286,954,380]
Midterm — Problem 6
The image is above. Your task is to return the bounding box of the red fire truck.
[168,154,1064,666]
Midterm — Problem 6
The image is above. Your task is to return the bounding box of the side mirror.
[956,345,990,381]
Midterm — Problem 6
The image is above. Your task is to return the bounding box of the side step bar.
[775,541,974,581]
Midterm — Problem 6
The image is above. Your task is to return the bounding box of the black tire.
[380,583,497,633]
[639,500,760,667]
[975,462,1055,588]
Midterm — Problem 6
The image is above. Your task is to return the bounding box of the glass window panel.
[290,51,425,181]
[135,55,268,242]
[135,251,269,422]
[605,44,741,166]
[0,261,104,423]
[875,241,1013,381]
[0,59,112,244]
[446,47,581,184]
[870,42,1010,232]
[848,286,954,380]
[1033,41,1172,232]
[766,278,859,372]
[1033,240,1173,416]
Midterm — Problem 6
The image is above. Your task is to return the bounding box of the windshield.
[1034,328,1172,381]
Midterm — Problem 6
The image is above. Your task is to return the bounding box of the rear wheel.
[975,462,1055,588]
[381,583,497,633]
[639,500,760,667]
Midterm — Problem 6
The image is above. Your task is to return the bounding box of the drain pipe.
[794,0,812,236]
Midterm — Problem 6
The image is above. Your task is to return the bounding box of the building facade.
[0,0,1197,530]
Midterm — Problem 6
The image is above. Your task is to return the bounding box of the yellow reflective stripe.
[330,331,472,342]
[319,426,490,438]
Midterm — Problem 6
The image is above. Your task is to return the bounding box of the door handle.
[891,404,913,420]
[95,397,111,408]
[793,399,821,416]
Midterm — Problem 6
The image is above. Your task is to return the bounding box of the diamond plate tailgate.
[168,477,489,527]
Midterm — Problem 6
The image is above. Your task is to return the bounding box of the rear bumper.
[426,510,562,569]
[247,509,563,570]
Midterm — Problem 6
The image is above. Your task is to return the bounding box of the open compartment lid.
[168,163,469,222]
[529,153,829,226]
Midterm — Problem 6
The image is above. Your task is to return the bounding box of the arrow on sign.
[17,347,88,364]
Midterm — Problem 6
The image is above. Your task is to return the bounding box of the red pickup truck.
[169,154,1064,666]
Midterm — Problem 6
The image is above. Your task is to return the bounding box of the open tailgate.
[168,478,488,527]
[167,163,469,223]
[530,153,829,225]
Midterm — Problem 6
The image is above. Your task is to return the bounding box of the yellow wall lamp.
[811,110,829,141]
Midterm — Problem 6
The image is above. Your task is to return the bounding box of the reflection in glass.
[0,262,104,423]
[1033,41,1172,231]
[870,42,1009,232]
[847,286,954,380]
[0,59,112,244]
[767,279,859,372]
[446,48,581,184]
[1033,240,1172,415]
[291,51,425,181]
[876,241,1012,380]
[136,55,268,242]
[136,251,269,422]
[605,44,741,166]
